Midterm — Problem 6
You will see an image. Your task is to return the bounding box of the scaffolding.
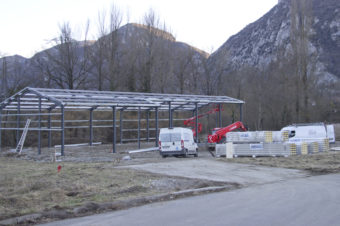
[0,87,244,156]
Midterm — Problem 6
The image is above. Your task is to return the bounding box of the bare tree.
[40,22,92,89]
[105,4,123,91]
[173,47,195,94]
[152,22,175,93]
[290,0,313,122]
[139,9,176,92]
[0,56,32,99]
[139,9,159,92]
[90,9,108,90]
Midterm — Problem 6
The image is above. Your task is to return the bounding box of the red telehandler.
[207,121,247,144]
[183,106,222,137]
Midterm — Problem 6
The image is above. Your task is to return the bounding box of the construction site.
[0,87,340,225]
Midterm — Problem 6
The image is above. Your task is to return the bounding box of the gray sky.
[0,0,278,58]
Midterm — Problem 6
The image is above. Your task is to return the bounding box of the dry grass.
[0,158,180,220]
[220,151,340,174]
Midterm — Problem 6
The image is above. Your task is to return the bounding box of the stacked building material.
[217,131,330,158]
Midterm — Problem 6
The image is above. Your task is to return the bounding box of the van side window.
[160,134,170,142]
[171,133,181,141]
[289,130,296,138]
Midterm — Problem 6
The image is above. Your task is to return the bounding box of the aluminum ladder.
[16,119,31,154]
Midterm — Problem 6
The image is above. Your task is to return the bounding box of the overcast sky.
[0,0,278,58]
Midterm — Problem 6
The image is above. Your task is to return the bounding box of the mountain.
[208,0,340,81]
[1,4,339,127]
[206,0,340,128]
[0,23,209,98]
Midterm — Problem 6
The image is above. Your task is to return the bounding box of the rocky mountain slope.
[208,0,340,81]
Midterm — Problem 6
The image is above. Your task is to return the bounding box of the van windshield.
[160,133,181,142]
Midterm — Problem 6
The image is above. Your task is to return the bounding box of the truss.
[0,87,244,111]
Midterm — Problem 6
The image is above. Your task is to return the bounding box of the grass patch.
[220,151,340,174]
[0,157,172,220]
[0,157,234,221]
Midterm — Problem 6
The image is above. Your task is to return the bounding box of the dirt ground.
[0,141,339,225]
[0,144,232,225]
[123,159,308,186]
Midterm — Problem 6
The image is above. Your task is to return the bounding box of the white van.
[159,127,198,157]
[281,123,335,143]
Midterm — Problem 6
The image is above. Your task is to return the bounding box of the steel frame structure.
[0,87,244,155]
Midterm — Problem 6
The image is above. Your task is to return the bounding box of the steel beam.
[195,102,198,142]
[155,107,159,147]
[38,97,41,155]
[0,87,29,109]
[120,109,123,144]
[112,106,116,153]
[215,109,218,128]
[240,103,243,122]
[146,110,149,142]
[89,109,93,146]
[2,113,61,117]
[48,109,51,148]
[28,88,63,106]
[1,87,245,114]
[172,102,192,111]
[219,104,222,128]
[138,107,141,149]
[61,105,65,156]
[168,101,172,128]
[0,109,2,152]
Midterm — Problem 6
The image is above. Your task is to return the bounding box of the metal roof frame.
[0,87,244,112]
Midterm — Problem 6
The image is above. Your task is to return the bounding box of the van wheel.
[194,153,198,157]
[161,154,166,158]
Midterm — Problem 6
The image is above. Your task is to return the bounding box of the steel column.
[61,105,65,156]
[168,101,172,128]
[16,97,20,146]
[146,110,149,142]
[89,109,93,146]
[119,109,123,144]
[112,106,116,153]
[240,103,243,122]
[215,112,218,128]
[138,107,141,149]
[48,109,51,148]
[155,107,159,147]
[195,102,198,142]
[219,104,222,128]
[0,109,2,152]
[38,97,41,155]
